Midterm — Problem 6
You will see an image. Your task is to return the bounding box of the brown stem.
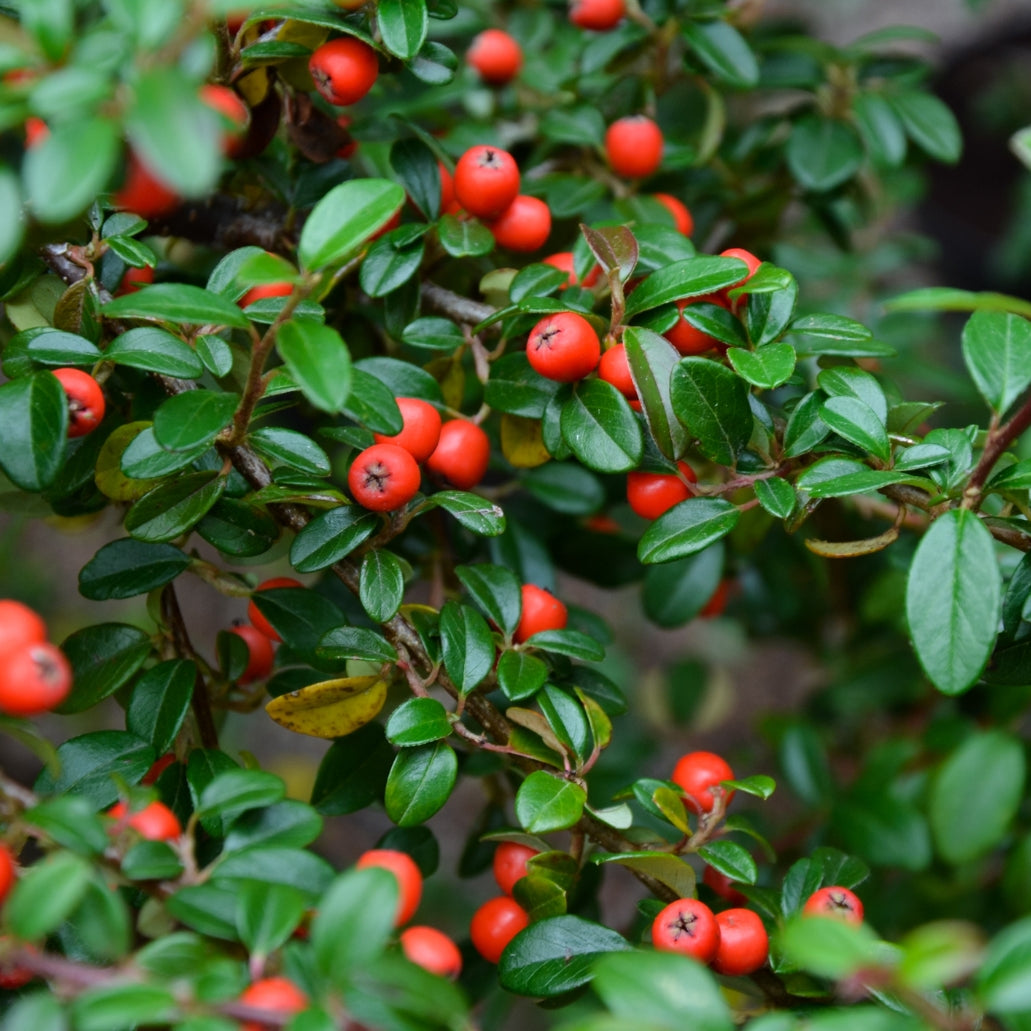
[161,584,219,750]
[964,391,1031,507]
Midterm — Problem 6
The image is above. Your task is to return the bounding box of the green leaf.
[498,915,633,997]
[745,279,798,346]
[0,168,24,267]
[624,326,689,460]
[625,256,749,317]
[643,544,724,627]
[5,850,92,940]
[0,371,67,491]
[795,457,911,498]
[755,477,796,519]
[78,538,190,600]
[906,509,1002,695]
[778,724,832,807]
[24,118,119,223]
[236,881,306,958]
[250,427,331,476]
[35,731,154,811]
[409,39,459,85]
[126,660,195,754]
[820,396,890,463]
[515,771,586,833]
[541,105,606,147]
[386,697,452,747]
[890,90,962,163]
[853,91,907,167]
[289,505,379,573]
[560,380,643,473]
[310,730,391,823]
[484,353,562,418]
[224,800,323,852]
[359,549,405,623]
[384,741,458,826]
[377,0,427,59]
[401,316,464,352]
[122,841,183,881]
[299,179,405,271]
[124,471,226,542]
[317,626,397,665]
[592,851,697,898]
[778,914,884,980]
[23,796,109,856]
[961,310,1031,414]
[523,462,605,515]
[71,983,176,1031]
[538,685,591,760]
[197,498,280,558]
[727,344,796,389]
[638,498,740,564]
[681,19,759,88]
[103,284,252,329]
[0,991,66,1031]
[390,138,441,221]
[276,321,352,414]
[456,563,525,636]
[698,840,758,884]
[884,287,1031,318]
[497,650,549,701]
[152,390,239,452]
[592,950,733,1031]
[105,327,204,378]
[355,356,443,403]
[196,769,285,824]
[431,491,507,535]
[438,212,495,257]
[127,67,221,197]
[25,330,102,366]
[439,600,495,694]
[786,116,865,192]
[669,358,753,465]
[57,623,152,714]
[930,730,1025,864]
[360,232,426,298]
[524,628,604,662]
[979,915,1031,1015]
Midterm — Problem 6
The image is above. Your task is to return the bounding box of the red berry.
[348,443,421,512]
[719,247,762,286]
[439,161,459,214]
[712,908,769,976]
[665,294,730,356]
[470,896,529,963]
[239,977,308,1031]
[373,397,442,463]
[335,114,359,159]
[493,841,539,895]
[514,584,567,644]
[699,579,730,619]
[113,151,178,219]
[542,251,600,289]
[0,844,16,906]
[0,599,47,660]
[651,897,720,963]
[653,192,693,236]
[0,642,72,717]
[671,751,735,815]
[108,800,182,841]
[115,264,155,296]
[248,577,303,642]
[356,849,423,926]
[802,886,864,924]
[0,943,33,990]
[238,281,293,308]
[309,36,379,106]
[626,462,697,520]
[467,28,523,86]
[569,0,626,30]
[453,145,520,219]
[426,420,490,490]
[200,83,250,157]
[487,195,551,252]
[52,368,105,438]
[229,623,276,684]
[400,925,463,979]
[526,311,600,382]
[141,753,177,785]
[605,116,663,179]
[702,864,747,906]
[24,116,48,148]
[598,344,636,398]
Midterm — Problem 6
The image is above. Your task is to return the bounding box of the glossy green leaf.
[289,505,379,572]
[795,457,911,498]
[698,840,758,884]
[638,498,739,564]
[78,538,190,600]
[538,685,591,760]
[906,509,1002,695]
[105,327,204,378]
[515,771,586,833]
[682,19,759,88]
[890,90,962,163]
[249,427,331,476]
[71,984,177,1031]
[727,344,796,389]
[440,600,495,693]
[103,284,252,329]
[778,914,883,980]
[431,491,507,535]
[386,697,452,747]
[561,380,643,473]
[126,660,195,754]
[57,623,152,714]
[236,881,306,958]
[311,723,394,816]
[152,390,239,452]
[224,800,323,853]
[276,321,352,414]
[961,309,1031,414]
[755,477,797,519]
[25,330,102,366]
[820,396,890,463]
[853,91,907,167]
[0,168,24,268]
[786,116,864,192]
[625,256,749,317]
[745,279,798,345]
[979,915,1031,1015]
[401,316,464,352]
[457,563,525,637]
[624,326,689,460]
[497,649,548,702]
[197,498,280,558]
[196,769,285,824]
[299,179,405,271]
[592,851,697,898]
[390,138,441,221]
[642,544,724,627]
[378,0,427,59]
[360,232,426,298]
[124,471,226,542]
[525,628,604,662]
[438,213,495,257]
[670,358,752,465]
[0,371,67,490]
[359,549,405,623]
[384,741,458,826]
[884,287,1031,318]
[485,353,562,417]
[35,731,154,810]
[5,850,92,940]
[317,626,397,664]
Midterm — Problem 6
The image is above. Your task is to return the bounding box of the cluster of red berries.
[348,398,490,512]
[0,600,72,717]
[470,842,537,962]
[222,575,306,687]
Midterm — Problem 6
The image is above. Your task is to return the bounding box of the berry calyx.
[238,976,308,1031]
[665,294,730,356]
[487,195,552,252]
[651,897,720,963]
[470,896,529,963]
[356,849,423,927]
[654,192,694,236]
[108,800,182,841]
[569,0,626,30]
[373,397,443,464]
[526,311,601,382]
[493,841,539,895]
[348,443,421,512]
[605,116,664,179]
[309,36,379,106]
[0,642,73,717]
[711,908,769,976]
[626,461,697,520]
[400,925,463,979]
[453,145,520,219]
[803,886,864,924]
[598,344,636,398]
[467,28,523,86]
[52,368,105,438]
[426,420,491,490]
[229,623,276,684]
[248,577,303,642]
[0,599,47,660]
[671,751,735,815]
[514,584,567,643]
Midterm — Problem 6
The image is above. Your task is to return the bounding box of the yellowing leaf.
[265,676,387,739]
[501,414,550,468]
[95,422,163,501]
